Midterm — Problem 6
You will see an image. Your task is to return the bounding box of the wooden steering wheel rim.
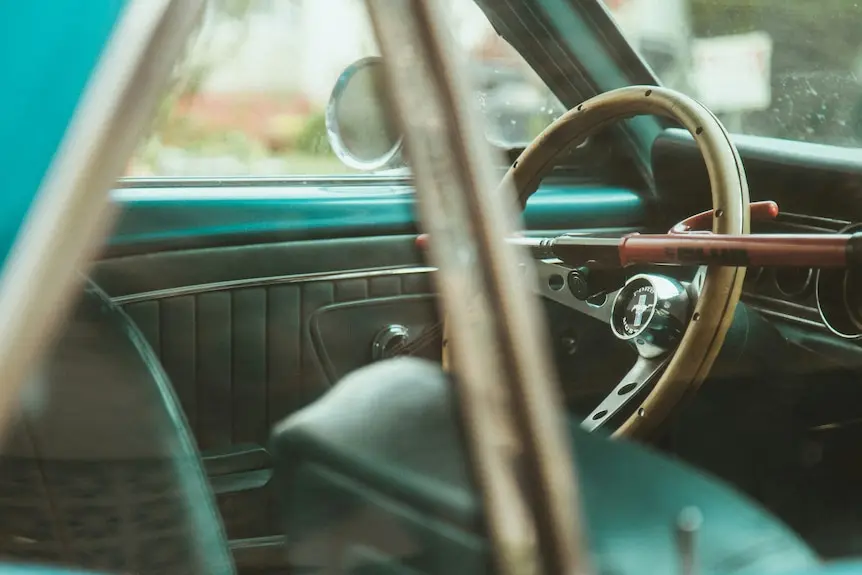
[442,85,750,440]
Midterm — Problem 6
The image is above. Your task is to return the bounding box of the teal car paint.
[107,182,646,251]
[0,1,126,267]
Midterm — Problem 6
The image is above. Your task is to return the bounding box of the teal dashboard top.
[107,180,646,254]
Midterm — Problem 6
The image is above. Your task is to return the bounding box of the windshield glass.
[605,0,862,147]
[128,0,564,178]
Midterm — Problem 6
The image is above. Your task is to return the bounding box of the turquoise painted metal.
[0,1,125,267]
[107,182,646,248]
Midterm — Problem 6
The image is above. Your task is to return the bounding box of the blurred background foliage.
[133,0,338,176]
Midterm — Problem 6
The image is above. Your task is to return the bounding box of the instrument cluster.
[815,267,862,339]
[743,221,862,340]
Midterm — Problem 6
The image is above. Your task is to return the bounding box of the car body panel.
[104,180,647,254]
[0,1,125,267]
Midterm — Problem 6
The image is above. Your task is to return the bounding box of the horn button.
[610,274,691,359]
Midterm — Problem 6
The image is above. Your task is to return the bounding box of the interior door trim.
[112,264,436,305]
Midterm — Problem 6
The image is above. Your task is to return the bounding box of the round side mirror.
[326,57,403,171]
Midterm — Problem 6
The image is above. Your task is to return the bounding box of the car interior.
[4,0,862,574]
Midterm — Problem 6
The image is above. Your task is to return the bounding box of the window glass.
[128,0,564,178]
[605,0,862,147]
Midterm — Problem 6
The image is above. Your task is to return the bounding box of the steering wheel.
[439,86,750,440]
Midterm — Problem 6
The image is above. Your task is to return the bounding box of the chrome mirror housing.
[325,56,404,171]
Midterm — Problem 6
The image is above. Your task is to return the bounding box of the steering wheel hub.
[611,274,691,358]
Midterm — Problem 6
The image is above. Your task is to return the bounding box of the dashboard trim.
[742,291,821,321]
[745,303,827,331]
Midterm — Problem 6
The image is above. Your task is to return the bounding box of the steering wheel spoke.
[534,259,619,324]
[550,268,696,434]
[581,355,670,432]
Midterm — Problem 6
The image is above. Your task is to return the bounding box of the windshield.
[605,0,862,147]
[128,0,564,178]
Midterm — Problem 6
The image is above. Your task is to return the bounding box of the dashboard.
[651,128,862,347]
[741,214,862,341]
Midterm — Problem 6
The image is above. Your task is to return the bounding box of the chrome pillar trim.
[0,0,204,436]
[364,2,588,574]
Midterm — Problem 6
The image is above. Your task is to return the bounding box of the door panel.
[88,178,646,548]
[94,235,423,297]
[311,294,439,383]
[114,262,435,544]
[119,265,434,449]
[92,179,646,448]
[92,179,647,446]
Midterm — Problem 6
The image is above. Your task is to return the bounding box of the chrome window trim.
[111,265,436,305]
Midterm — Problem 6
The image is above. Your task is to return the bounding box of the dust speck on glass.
[129,0,565,178]
[603,0,862,147]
